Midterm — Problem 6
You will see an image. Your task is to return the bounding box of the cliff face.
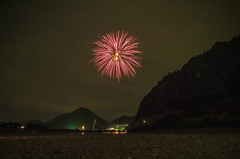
[134,36,240,127]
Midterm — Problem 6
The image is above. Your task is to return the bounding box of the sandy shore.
[0,133,240,159]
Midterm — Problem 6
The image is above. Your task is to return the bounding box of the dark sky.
[1,1,240,122]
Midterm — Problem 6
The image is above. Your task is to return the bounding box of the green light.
[66,124,78,129]
[143,120,146,123]
[67,126,76,129]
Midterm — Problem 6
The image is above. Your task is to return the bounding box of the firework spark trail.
[91,31,142,82]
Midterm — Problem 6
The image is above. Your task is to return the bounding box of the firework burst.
[91,31,142,81]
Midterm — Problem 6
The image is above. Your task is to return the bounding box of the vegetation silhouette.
[131,35,240,130]
[0,122,22,128]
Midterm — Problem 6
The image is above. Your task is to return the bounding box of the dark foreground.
[0,131,240,159]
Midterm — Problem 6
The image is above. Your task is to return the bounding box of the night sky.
[1,1,240,123]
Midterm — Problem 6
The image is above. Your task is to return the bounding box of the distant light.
[21,126,24,129]
[82,126,84,129]
[143,120,146,123]
[82,132,84,135]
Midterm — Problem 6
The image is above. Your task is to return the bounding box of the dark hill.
[45,107,110,129]
[132,35,240,129]
[111,115,135,125]
[20,120,44,126]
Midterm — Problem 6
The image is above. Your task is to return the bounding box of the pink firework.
[91,31,142,81]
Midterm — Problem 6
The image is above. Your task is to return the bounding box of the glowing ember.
[91,31,142,82]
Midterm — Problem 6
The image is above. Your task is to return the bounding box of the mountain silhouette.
[131,35,240,129]
[45,107,110,129]
[110,115,135,125]
[20,120,44,126]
